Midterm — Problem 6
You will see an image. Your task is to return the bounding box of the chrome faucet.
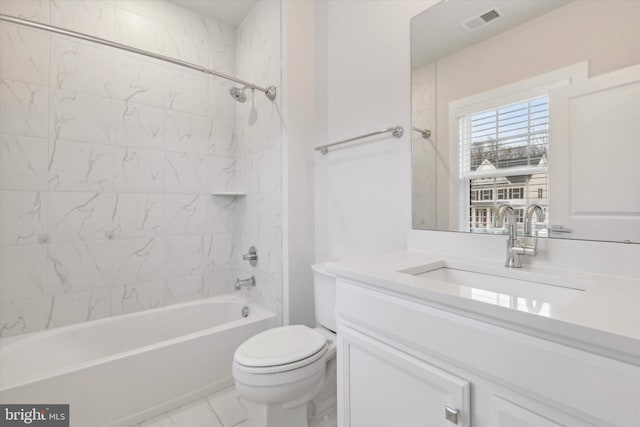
[494,204,521,268]
[235,276,256,291]
[494,204,545,268]
[525,204,544,237]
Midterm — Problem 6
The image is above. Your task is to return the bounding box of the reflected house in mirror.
[411,0,640,243]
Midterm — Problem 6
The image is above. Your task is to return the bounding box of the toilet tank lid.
[234,325,328,368]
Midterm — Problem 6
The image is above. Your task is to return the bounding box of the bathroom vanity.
[329,251,640,427]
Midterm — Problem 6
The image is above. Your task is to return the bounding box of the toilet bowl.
[232,265,337,427]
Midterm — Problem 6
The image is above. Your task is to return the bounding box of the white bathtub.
[0,294,277,427]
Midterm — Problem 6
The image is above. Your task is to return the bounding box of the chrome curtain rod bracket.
[411,127,431,139]
[0,13,277,101]
[315,126,404,155]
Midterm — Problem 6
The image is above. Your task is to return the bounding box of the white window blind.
[458,96,549,233]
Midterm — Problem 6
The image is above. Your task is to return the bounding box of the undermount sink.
[400,261,591,306]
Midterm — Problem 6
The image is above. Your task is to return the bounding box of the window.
[459,97,549,233]
[480,189,493,200]
[510,188,524,199]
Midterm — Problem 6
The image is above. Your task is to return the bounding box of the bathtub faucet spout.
[235,276,256,291]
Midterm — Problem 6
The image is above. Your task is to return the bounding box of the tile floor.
[133,385,338,427]
[132,387,247,427]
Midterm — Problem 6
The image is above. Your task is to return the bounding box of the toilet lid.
[234,325,328,368]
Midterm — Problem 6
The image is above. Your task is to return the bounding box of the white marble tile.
[0,23,50,86]
[0,79,49,139]
[209,156,237,193]
[0,0,50,23]
[164,2,208,43]
[0,297,50,337]
[164,152,207,194]
[208,18,235,74]
[120,102,165,150]
[140,397,223,427]
[0,134,49,191]
[165,110,214,155]
[0,244,47,300]
[165,234,212,278]
[48,139,113,192]
[112,237,166,286]
[163,25,208,68]
[50,35,113,98]
[51,0,115,40]
[203,270,235,296]
[0,190,46,246]
[254,148,280,194]
[47,240,112,294]
[167,67,208,116]
[114,7,165,56]
[207,388,247,427]
[209,195,241,234]
[112,53,166,108]
[209,117,236,157]
[47,288,111,328]
[50,89,123,145]
[164,275,207,303]
[211,232,236,271]
[164,194,208,236]
[208,80,237,122]
[112,193,164,239]
[111,280,169,315]
[113,147,164,193]
[48,192,113,242]
[114,0,165,24]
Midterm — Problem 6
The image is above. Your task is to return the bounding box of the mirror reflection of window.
[459,96,549,235]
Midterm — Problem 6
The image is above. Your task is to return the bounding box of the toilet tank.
[312,264,337,332]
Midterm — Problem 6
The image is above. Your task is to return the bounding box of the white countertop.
[325,250,640,363]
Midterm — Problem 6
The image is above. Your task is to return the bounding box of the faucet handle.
[242,246,258,266]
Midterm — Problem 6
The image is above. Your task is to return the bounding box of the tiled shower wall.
[411,62,436,230]
[0,0,283,337]
[234,0,283,321]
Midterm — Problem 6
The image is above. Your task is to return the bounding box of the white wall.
[315,0,436,262]
[282,0,317,326]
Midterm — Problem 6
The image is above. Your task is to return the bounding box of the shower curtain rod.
[0,13,277,101]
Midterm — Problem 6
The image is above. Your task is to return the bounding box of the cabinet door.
[338,325,470,427]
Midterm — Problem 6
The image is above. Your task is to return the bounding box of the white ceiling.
[169,0,258,27]
[412,0,573,68]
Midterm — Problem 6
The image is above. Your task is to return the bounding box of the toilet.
[232,265,337,427]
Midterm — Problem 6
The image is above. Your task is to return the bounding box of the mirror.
[411,0,640,243]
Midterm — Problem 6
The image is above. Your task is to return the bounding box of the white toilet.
[232,265,337,427]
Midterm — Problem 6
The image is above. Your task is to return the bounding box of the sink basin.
[401,261,590,306]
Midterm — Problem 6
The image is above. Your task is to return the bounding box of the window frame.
[448,62,588,232]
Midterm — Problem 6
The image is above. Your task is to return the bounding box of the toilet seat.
[234,325,329,374]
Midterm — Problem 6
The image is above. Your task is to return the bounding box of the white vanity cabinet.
[339,325,470,427]
[336,278,640,427]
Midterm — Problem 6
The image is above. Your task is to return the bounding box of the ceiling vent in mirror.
[463,9,503,31]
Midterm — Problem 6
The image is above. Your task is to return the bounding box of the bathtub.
[0,293,277,427]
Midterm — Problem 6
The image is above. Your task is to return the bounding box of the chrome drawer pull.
[445,406,459,424]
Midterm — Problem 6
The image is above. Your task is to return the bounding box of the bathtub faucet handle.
[242,246,258,266]
[235,276,256,291]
